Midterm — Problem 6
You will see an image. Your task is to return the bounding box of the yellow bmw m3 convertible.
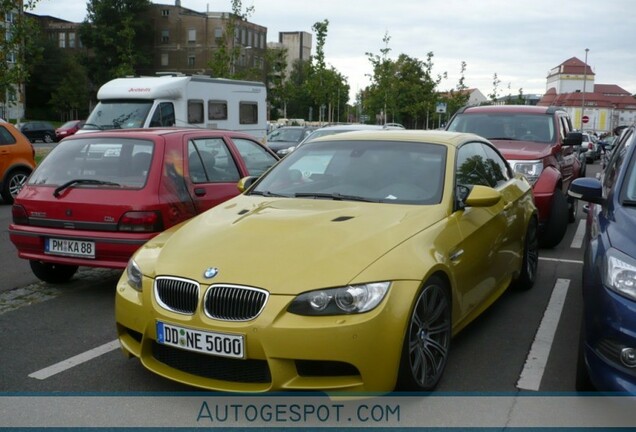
[115,129,538,393]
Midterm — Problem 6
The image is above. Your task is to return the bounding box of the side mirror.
[568,177,603,205]
[464,185,502,208]
[237,176,258,193]
[564,131,583,147]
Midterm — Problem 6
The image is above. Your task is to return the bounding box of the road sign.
[582,115,589,124]
[436,102,447,114]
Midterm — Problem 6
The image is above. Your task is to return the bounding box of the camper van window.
[188,100,204,124]
[208,101,228,120]
[239,102,258,125]
[150,102,175,127]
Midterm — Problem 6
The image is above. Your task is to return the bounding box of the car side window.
[232,138,278,176]
[188,138,240,183]
[481,144,511,186]
[0,126,16,145]
[456,142,500,188]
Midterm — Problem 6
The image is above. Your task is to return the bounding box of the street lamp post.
[581,48,589,130]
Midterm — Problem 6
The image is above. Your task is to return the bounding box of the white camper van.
[81,74,267,140]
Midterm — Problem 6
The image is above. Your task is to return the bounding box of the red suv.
[9,128,279,283]
[447,105,583,248]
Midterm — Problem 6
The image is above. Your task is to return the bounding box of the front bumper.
[582,285,636,393]
[115,274,420,393]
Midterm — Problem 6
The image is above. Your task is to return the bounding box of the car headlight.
[126,258,143,292]
[603,248,636,301]
[509,160,543,185]
[288,282,391,315]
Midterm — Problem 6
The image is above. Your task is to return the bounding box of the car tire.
[1,168,30,204]
[575,319,595,391]
[396,275,451,391]
[43,133,54,143]
[539,189,568,249]
[513,217,539,290]
[29,260,78,284]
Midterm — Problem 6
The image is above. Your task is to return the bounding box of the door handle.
[503,202,513,211]
[194,187,206,197]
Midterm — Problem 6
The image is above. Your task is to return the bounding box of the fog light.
[620,348,636,368]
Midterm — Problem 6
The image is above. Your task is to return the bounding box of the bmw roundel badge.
[204,267,219,279]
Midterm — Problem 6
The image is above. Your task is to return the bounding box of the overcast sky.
[30,0,636,103]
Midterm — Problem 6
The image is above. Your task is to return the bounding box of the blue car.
[568,124,636,392]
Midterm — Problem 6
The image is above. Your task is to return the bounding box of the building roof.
[547,56,594,78]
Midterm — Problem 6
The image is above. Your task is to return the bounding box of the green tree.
[0,0,42,120]
[488,72,501,103]
[49,55,90,121]
[209,0,255,79]
[79,0,153,89]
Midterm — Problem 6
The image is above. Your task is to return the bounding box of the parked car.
[0,122,36,204]
[266,126,316,157]
[568,123,636,392]
[17,121,57,143]
[115,129,538,393]
[55,120,85,141]
[446,105,583,248]
[9,128,279,283]
[294,123,405,151]
[581,132,600,163]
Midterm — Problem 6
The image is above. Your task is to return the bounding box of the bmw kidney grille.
[204,285,268,321]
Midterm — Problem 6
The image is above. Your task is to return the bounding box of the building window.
[188,100,204,124]
[69,32,76,48]
[188,55,195,67]
[214,27,223,39]
[161,9,169,16]
[208,101,228,120]
[58,32,66,48]
[161,29,169,43]
[6,51,15,63]
[161,53,169,66]
[188,29,196,43]
[6,12,15,23]
[239,102,258,125]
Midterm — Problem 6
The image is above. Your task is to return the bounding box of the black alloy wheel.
[397,276,451,391]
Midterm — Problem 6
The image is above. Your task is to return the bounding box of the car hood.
[145,196,446,295]
[490,139,552,160]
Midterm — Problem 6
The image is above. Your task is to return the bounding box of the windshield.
[251,139,447,205]
[447,113,555,143]
[84,100,153,130]
[29,137,154,189]
[267,128,305,143]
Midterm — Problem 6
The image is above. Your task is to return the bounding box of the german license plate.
[45,238,95,258]
[156,321,244,359]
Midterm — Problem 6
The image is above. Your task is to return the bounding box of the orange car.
[0,121,35,204]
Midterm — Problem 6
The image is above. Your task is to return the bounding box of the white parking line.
[539,257,583,265]
[29,339,120,380]
[516,278,570,391]
[570,219,586,249]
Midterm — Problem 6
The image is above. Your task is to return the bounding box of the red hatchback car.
[55,120,85,141]
[9,128,279,283]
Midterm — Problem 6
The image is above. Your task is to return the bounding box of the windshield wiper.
[54,179,121,197]
[622,199,636,206]
[82,123,104,130]
[294,192,379,202]
[250,190,288,197]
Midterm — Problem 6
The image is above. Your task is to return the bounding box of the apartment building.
[148,1,267,77]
